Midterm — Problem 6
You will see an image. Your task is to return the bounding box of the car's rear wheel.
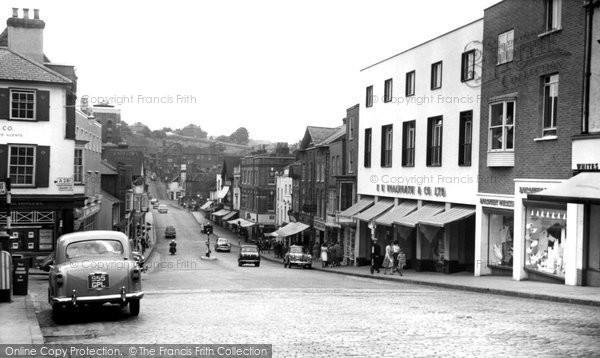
[129,299,140,316]
[255,262,259,267]
[238,262,242,267]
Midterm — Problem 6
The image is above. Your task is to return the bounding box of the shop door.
[586,205,600,286]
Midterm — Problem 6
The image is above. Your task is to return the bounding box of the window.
[405,71,415,96]
[427,116,443,166]
[348,117,354,139]
[459,111,473,166]
[366,86,374,108]
[336,155,340,175]
[461,50,476,82]
[545,0,562,32]
[402,121,415,167]
[74,148,83,184]
[489,101,515,151]
[9,145,35,186]
[349,150,355,173]
[364,128,372,168]
[267,192,275,211]
[542,74,559,137]
[381,125,393,167]
[384,78,393,103]
[431,62,443,90]
[498,30,514,65]
[525,205,567,277]
[10,90,35,120]
[487,212,514,268]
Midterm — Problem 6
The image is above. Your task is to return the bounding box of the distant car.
[284,245,312,269]
[48,231,144,318]
[164,226,176,239]
[238,245,260,267]
[151,198,159,209]
[157,204,168,213]
[215,238,231,252]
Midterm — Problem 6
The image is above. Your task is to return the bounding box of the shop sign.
[480,198,514,208]
[55,177,73,191]
[375,184,446,198]
[576,163,599,172]
[314,220,326,231]
[518,187,546,195]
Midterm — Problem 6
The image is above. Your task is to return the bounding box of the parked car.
[238,245,260,267]
[215,237,231,252]
[157,204,168,213]
[284,245,312,269]
[48,231,144,318]
[151,198,160,209]
[164,226,176,239]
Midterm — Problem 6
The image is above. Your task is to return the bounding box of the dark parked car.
[164,226,176,239]
[284,245,312,269]
[238,245,260,267]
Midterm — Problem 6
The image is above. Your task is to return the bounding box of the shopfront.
[476,195,515,276]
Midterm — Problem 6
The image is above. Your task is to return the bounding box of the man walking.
[370,238,381,274]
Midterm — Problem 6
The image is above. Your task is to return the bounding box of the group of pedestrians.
[371,239,405,276]
[273,241,289,258]
[313,241,344,267]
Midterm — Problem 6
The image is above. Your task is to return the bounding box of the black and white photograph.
[1,0,600,357]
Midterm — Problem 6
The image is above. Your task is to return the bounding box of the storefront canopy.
[353,199,394,222]
[395,203,445,228]
[419,206,475,227]
[227,218,256,228]
[374,200,418,226]
[528,173,600,205]
[217,186,230,199]
[338,198,374,218]
[275,222,310,237]
[200,201,213,210]
[222,211,238,221]
[212,209,231,217]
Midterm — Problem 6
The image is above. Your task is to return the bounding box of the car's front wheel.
[129,299,140,316]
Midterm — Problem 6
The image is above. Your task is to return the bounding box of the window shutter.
[35,146,50,187]
[0,89,9,120]
[458,117,465,165]
[426,119,432,165]
[36,90,50,121]
[0,144,7,179]
[65,93,76,139]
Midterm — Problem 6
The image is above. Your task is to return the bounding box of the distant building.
[275,168,292,227]
[92,104,121,145]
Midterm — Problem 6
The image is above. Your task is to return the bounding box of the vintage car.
[214,237,231,252]
[157,204,168,213]
[283,245,312,269]
[164,226,176,239]
[151,199,160,209]
[238,245,260,267]
[48,231,144,318]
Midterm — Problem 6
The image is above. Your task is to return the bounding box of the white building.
[347,19,483,272]
[275,168,292,227]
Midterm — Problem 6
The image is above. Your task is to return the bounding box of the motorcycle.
[169,240,177,255]
[132,251,148,273]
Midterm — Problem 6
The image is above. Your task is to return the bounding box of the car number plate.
[88,273,109,289]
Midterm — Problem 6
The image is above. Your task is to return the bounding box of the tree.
[151,130,166,139]
[181,124,207,139]
[215,135,229,142]
[230,127,249,145]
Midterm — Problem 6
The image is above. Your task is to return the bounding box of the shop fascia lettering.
[376,184,446,198]
[480,198,514,208]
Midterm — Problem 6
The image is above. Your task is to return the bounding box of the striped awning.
[338,198,374,218]
[222,211,238,221]
[217,186,230,199]
[353,200,394,222]
[419,206,475,227]
[227,218,256,227]
[275,222,310,237]
[212,209,231,217]
[395,203,445,228]
[374,200,418,226]
[200,201,213,210]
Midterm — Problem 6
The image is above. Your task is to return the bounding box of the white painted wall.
[276,171,292,226]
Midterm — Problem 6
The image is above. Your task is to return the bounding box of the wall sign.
[480,198,514,208]
[55,177,74,191]
[576,163,599,171]
[375,184,447,198]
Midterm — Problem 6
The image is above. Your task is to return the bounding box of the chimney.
[6,8,46,63]
[12,8,18,17]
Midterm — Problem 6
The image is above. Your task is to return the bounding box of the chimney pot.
[12,8,18,17]
[23,8,29,19]
[34,9,40,20]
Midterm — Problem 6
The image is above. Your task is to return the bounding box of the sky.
[4,0,500,144]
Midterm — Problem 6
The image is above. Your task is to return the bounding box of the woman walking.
[382,241,393,274]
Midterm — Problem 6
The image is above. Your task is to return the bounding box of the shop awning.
[338,198,374,218]
[395,203,445,228]
[353,199,394,222]
[227,218,256,227]
[374,200,418,226]
[217,186,230,199]
[275,222,310,237]
[200,201,213,210]
[528,173,600,205]
[212,209,231,217]
[222,211,238,221]
[419,206,475,227]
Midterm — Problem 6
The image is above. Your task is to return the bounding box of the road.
[26,185,600,357]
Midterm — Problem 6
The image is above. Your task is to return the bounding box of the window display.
[524,207,567,277]
[487,213,513,267]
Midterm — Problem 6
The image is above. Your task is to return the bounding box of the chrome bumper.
[52,291,144,304]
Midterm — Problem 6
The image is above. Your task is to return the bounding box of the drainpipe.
[582,0,595,134]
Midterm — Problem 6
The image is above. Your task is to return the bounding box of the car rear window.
[66,240,124,259]
[241,247,257,253]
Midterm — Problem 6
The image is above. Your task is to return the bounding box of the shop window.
[430,61,443,90]
[366,86,374,108]
[384,78,393,103]
[497,30,514,65]
[525,206,567,277]
[487,213,514,268]
[489,101,515,151]
[402,120,415,167]
[381,124,393,167]
[405,71,415,97]
[542,74,559,137]
[364,128,372,168]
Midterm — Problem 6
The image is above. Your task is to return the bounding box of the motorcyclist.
[169,239,177,255]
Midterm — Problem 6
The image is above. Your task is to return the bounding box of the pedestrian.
[383,241,393,274]
[391,240,400,274]
[334,241,343,267]
[370,239,381,274]
[313,241,320,263]
[321,243,328,267]
[328,243,336,267]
